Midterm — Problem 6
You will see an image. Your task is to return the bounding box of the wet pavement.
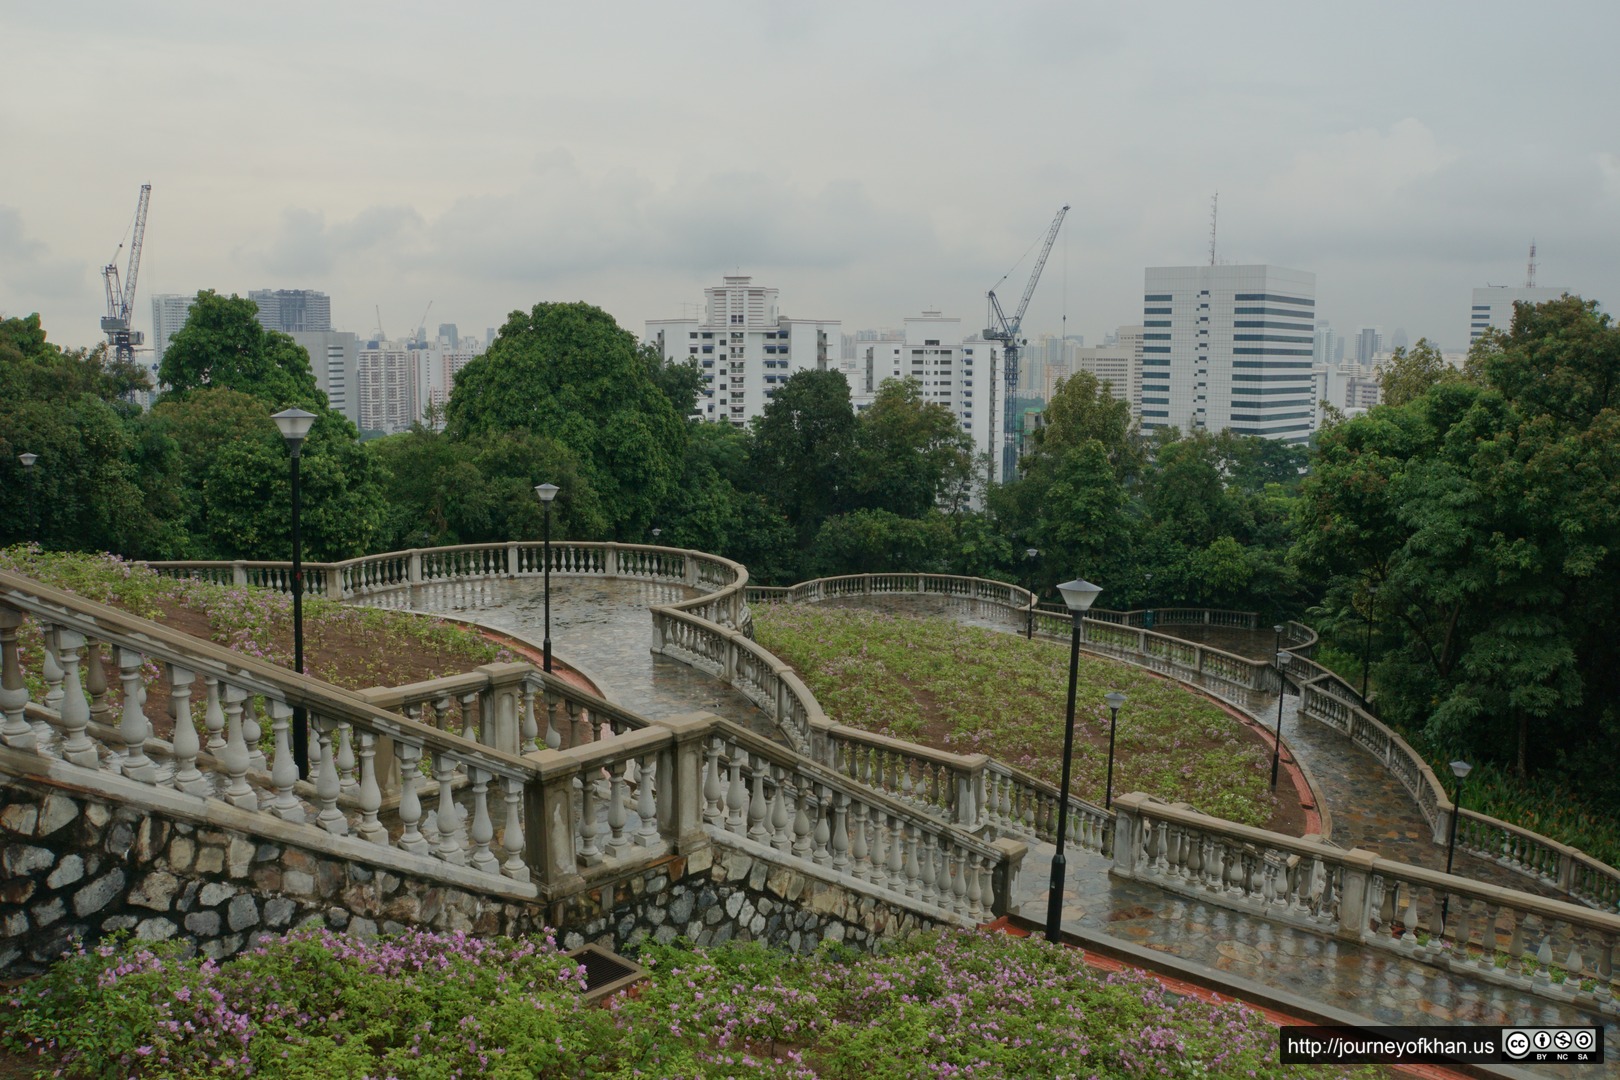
[363,577,771,728]
[1012,844,1617,1075]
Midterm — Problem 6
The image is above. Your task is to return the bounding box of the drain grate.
[568,943,646,1003]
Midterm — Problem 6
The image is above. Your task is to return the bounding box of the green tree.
[0,314,175,555]
[447,303,684,538]
[1378,339,1461,407]
[746,369,857,548]
[848,378,974,518]
[640,344,705,418]
[158,291,324,409]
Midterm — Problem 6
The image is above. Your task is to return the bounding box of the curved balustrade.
[147,542,751,630]
[1112,793,1620,1014]
[0,569,542,890]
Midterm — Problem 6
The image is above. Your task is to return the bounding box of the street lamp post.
[270,408,316,779]
[1271,641,1291,792]
[1440,759,1472,934]
[1103,690,1126,810]
[17,453,38,541]
[1045,577,1103,943]
[535,483,559,673]
[651,527,662,544]
[1025,548,1039,639]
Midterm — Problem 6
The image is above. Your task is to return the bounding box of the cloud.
[245,204,425,277]
[0,207,89,308]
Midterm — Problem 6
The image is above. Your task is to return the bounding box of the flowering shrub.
[754,606,1277,827]
[3,928,1373,1078]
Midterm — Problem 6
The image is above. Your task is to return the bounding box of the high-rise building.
[436,323,459,346]
[849,312,1003,480]
[150,293,196,364]
[1353,327,1382,366]
[288,331,360,427]
[1468,286,1567,345]
[248,289,332,334]
[356,339,416,434]
[1140,265,1317,443]
[645,275,839,426]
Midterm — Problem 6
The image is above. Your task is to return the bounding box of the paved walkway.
[367,577,772,730]
[1011,845,1616,1076]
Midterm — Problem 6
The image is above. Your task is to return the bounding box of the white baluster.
[950,848,968,914]
[396,740,428,853]
[520,684,540,754]
[769,766,792,853]
[501,776,529,881]
[433,751,466,864]
[205,684,253,807]
[830,794,850,872]
[356,731,385,844]
[314,718,347,835]
[0,612,33,750]
[578,766,602,866]
[336,723,358,796]
[747,755,770,843]
[725,750,747,836]
[41,627,64,713]
[241,695,266,772]
[202,676,226,752]
[702,737,724,825]
[45,630,98,768]
[168,665,205,793]
[96,642,146,774]
[811,788,832,866]
[849,801,871,879]
[607,759,629,851]
[542,688,561,750]
[966,854,986,921]
[884,811,905,891]
[790,775,813,857]
[469,767,498,873]
[902,824,921,898]
[921,834,940,904]
[266,699,302,820]
[635,754,660,847]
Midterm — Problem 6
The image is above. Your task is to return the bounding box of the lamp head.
[534,483,559,504]
[652,528,662,539]
[1056,578,1102,613]
[270,408,317,449]
[1025,547,1038,559]
[1104,691,1126,711]
[17,452,38,469]
[1450,760,1472,780]
[1273,623,1284,634]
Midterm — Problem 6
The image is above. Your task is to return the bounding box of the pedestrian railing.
[1111,793,1619,1014]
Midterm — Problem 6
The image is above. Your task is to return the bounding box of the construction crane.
[101,184,152,366]
[984,204,1068,484]
[413,300,434,344]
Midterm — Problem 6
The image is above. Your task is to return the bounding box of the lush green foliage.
[158,290,324,410]
[447,302,687,539]
[2,928,1369,1079]
[754,606,1279,826]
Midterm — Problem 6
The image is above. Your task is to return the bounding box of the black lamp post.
[1046,576,1102,943]
[535,483,559,672]
[17,453,38,541]
[1440,759,1472,934]
[1360,585,1379,702]
[1270,644,1291,791]
[1103,690,1126,810]
[1024,548,1039,639]
[271,408,316,779]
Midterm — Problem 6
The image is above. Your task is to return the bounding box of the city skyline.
[3,2,1617,356]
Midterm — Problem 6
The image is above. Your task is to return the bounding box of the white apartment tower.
[1140,265,1317,443]
[1469,286,1567,345]
[356,340,416,434]
[851,313,1003,480]
[645,276,839,426]
[248,289,332,334]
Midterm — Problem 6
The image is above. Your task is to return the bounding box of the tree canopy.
[158,291,324,409]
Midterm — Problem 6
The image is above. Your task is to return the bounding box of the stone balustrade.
[1110,792,1619,1014]
[1,566,1025,953]
[1,569,542,890]
[147,542,751,631]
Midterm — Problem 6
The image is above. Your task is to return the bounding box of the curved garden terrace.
[1,541,1618,1075]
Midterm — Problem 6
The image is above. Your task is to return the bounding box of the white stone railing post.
[232,562,248,586]
[1110,793,1146,876]
[0,608,32,750]
[408,550,422,585]
[1336,848,1378,938]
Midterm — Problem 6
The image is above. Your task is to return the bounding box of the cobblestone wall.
[2,774,936,976]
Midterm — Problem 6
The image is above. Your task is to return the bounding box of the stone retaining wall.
[2,771,935,976]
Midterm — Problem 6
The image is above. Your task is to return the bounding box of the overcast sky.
[4,1,1618,355]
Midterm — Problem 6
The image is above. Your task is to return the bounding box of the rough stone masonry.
[1,770,936,976]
